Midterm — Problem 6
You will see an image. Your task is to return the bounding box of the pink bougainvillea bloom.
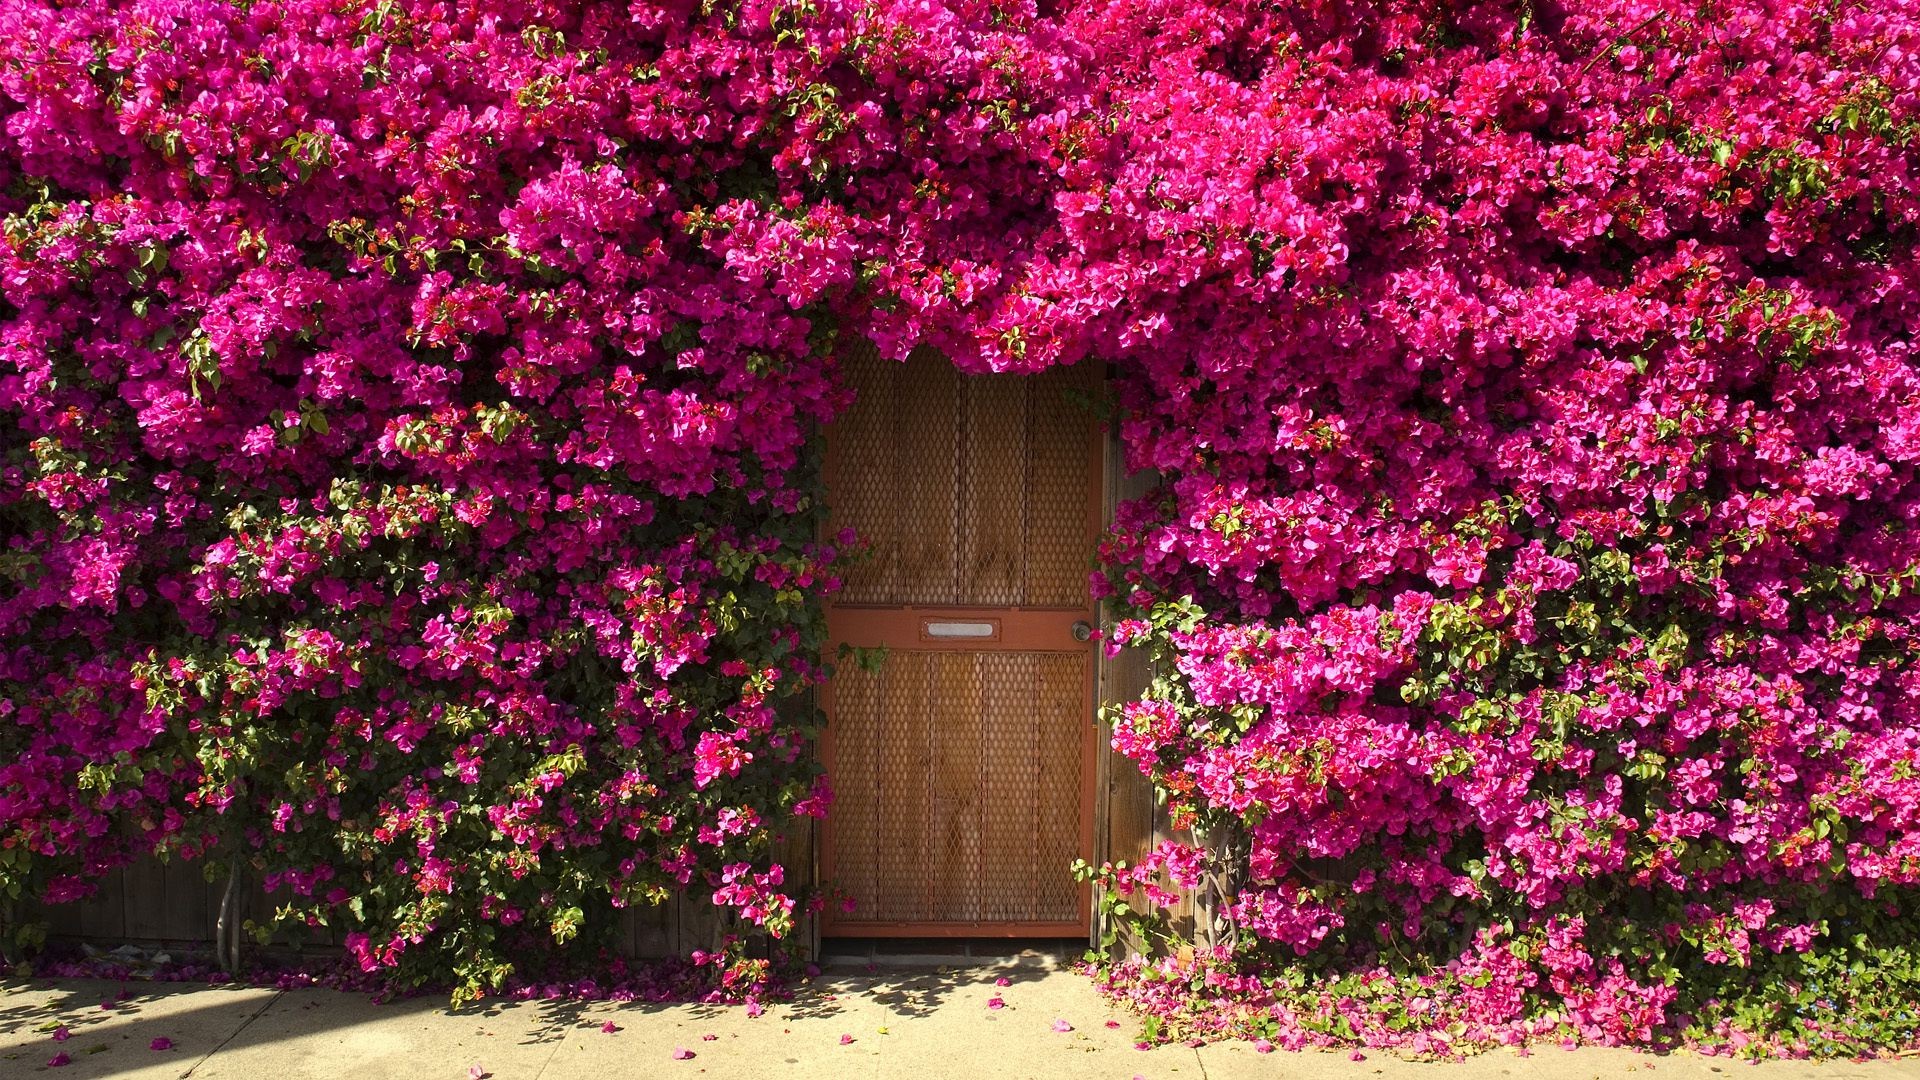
[600,1022,617,1034]
[745,1001,764,1019]
[467,1066,488,1080]
[986,996,1005,1010]
[994,977,1011,987]
[839,1034,854,1045]
[1350,1051,1367,1061]
[1105,1021,1121,1029]
[701,1034,717,1042]
[1052,1019,1074,1033]
[150,1037,174,1051]
[48,1054,70,1068]
[671,1047,694,1060]
[51,1027,70,1042]
[1253,1039,1275,1054]
[0,0,1915,1058]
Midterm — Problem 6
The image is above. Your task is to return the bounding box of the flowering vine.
[3,0,1920,1051]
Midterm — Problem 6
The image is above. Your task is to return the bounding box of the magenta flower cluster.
[3,0,1919,1048]
[1071,0,1920,1054]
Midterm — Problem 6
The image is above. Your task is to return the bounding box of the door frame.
[816,358,1106,938]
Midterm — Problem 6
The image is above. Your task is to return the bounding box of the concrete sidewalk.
[5,965,1920,1080]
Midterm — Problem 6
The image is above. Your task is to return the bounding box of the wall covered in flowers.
[4,0,1919,1053]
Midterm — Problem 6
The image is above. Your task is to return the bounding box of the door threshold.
[818,937,1083,970]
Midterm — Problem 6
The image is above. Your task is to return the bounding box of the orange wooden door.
[821,344,1102,937]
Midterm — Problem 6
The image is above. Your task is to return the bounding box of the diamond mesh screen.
[831,650,1087,925]
[830,342,1097,608]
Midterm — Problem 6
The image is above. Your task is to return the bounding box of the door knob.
[1071,620,1094,642]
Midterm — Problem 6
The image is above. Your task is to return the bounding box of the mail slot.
[922,619,1000,640]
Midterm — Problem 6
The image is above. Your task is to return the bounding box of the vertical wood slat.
[74,866,126,940]
[1103,643,1158,867]
[830,663,881,919]
[121,858,171,940]
[834,341,901,604]
[958,376,1029,606]
[625,900,673,958]
[875,652,931,921]
[891,352,962,605]
[1025,362,1099,608]
[977,653,1031,923]
[773,810,818,958]
[928,653,983,921]
[1034,654,1087,922]
[1098,459,1188,954]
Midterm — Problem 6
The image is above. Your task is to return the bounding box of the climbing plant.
[4,0,1920,1051]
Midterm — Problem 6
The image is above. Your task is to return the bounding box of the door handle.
[1071,620,1093,642]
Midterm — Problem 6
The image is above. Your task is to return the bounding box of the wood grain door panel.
[822,345,1101,937]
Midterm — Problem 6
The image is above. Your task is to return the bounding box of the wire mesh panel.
[824,342,1102,935]
[830,651,1090,926]
[830,342,1098,609]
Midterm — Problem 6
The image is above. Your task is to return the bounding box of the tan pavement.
[6,968,1920,1080]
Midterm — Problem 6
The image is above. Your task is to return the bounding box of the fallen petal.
[671,1047,695,1060]
[468,1065,489,1080]
[1052,1019,1074,1033]
[51,1026,71,1042]
[1350,1051,1368,1061]
[986,996,1005,1010]
[839,1034,854,1045]
[151,1037,175,1051]
[994,976,1011,987]
[48,1054,71,1068]
[1105,1020,1121,1029]
[1253,1038,1275,1054]
[701,1034,717,1041]
[600,1021,618,1034]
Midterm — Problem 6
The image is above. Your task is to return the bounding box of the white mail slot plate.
[923,620,999,640]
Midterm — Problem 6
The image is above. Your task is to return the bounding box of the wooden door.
[821,343,1102,937]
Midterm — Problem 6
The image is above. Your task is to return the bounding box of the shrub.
[5,0,1920,1047]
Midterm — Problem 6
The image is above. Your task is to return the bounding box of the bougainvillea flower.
[0,0,1917,1061]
